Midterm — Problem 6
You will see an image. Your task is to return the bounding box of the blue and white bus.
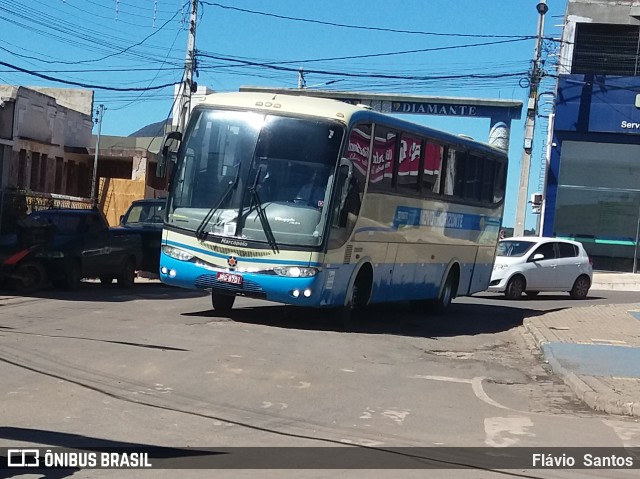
[157,92,508,319]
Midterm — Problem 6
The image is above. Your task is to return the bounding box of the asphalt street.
[1,283,640,478]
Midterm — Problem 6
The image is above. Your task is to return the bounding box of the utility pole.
[298,67,306,89]
[514,0,548,236]
[90,103,105,203]
[176,0,198,134]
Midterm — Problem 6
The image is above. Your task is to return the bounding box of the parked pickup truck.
[0,208,143,293]
[114,198,165,275]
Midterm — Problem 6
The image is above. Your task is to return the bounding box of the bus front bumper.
[159,253,326,306]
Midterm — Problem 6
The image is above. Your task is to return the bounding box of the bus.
[156,92,508,320]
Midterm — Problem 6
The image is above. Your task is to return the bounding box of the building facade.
[0,85,95,197]
[543,0,640,272]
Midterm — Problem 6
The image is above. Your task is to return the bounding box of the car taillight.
[588,256,593,266]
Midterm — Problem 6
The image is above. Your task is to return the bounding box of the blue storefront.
[544,74,640,272]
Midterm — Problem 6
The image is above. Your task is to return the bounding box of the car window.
[125,203,165,225]
[30,213,82,235]
[530,242,556,261]
[147,204,165,223]
[85,215,107,235]
[496,240,535,257]
[558,242,578,258]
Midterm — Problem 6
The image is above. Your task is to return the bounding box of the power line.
[198,37,532,68]
[201,1,538,40]
[196,53,528,82]
[0,59,179,91]
[109,27,184,111]
[0,2,186,65]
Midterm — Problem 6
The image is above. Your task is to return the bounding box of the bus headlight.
[162,245,194,262]
[273,266,319,278]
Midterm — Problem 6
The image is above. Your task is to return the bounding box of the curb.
[591,284,640,292]
[522,318,640,417]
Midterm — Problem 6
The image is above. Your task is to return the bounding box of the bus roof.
[193,92,507,157]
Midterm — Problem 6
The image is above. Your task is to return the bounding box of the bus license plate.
[217,272,243,285]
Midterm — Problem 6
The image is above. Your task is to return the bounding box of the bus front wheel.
[211,292,235,313]
[340,266,372,327]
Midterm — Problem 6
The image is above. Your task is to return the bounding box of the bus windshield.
[168,108,344,247]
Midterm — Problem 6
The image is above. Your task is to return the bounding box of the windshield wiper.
[195,166,241,240]
[246,168,279,253]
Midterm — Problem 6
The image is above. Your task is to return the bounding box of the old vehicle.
[115,198,165,274]
[155,92,508,317]
[488,237,593,299]
[0,208,143,293]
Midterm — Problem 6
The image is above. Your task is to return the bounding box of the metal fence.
[0,189,93,235]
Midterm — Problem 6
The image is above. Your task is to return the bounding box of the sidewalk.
[524,302,640,417]
[592,271,640,291]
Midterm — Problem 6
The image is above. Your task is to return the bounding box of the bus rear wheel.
[211,292,235,313]
[433,269,457,314]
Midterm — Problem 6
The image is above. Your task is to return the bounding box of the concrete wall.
[568,0,640,25]
[14,88,57,145]
[0,86,93,195]
[560,1,640,74]
[29,87,94,117]
[0,86,18,138]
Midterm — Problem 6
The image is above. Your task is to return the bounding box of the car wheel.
[570,275,590,299]
[525,291,540,297]
[117,258,136,289]
[505,276,525,299]
[59,260,81,291]
[13,261,46,294]
[211,292,235,313]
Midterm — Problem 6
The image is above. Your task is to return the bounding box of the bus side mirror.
[338,158,353,200]
[339,157,353,177]
[156,131,182,178]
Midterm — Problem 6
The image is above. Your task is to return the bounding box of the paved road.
[1,284,640,478]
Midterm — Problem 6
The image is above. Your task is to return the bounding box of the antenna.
[153,0,158,27]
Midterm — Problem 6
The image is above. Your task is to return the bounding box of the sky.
[0,0,568,229]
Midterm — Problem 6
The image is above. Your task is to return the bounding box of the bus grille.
[194,274,266,298]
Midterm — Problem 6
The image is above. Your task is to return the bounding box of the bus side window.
[494,161,507,204]
[443,147,459,197]
[423,142,443,195]
[397,133,420,192]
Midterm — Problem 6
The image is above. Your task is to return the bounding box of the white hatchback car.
[488,237,592,299]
